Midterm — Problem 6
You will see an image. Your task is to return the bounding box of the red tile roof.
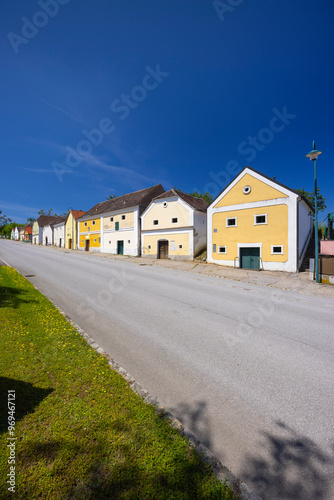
[70,210,86,220]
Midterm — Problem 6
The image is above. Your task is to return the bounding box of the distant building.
[141,189,208,260]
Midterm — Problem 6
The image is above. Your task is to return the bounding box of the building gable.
[212,168,293,209]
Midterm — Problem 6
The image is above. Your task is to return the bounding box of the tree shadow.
[12,415,234,500]
[0,286,38,309]
[240,420,334,500]
[169,400,212,449]
[0,377,53,435]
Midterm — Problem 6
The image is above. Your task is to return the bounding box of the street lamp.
[306,141,322,283]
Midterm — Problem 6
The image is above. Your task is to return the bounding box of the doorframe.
[85,238,90,251]
[238,242,262,269]
[157,239,169,259]
[117,240,124,255]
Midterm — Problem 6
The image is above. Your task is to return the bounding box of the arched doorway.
[158,239,169,259]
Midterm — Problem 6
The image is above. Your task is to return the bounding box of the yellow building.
[207,167,313,272]
[77,185,164,254]
[65,210,85,250]
[141,189,208,259]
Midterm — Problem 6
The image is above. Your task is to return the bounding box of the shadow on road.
[169,400,212,449]
[240,420,334,500]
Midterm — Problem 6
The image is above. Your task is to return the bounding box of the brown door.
[158,240,168,259]
[69,239,72,249]
[85,239,90,251]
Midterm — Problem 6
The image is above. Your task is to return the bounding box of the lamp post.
[306,141,322,283]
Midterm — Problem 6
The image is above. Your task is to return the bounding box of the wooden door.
[158,240,169,259]
[85,239,90,251]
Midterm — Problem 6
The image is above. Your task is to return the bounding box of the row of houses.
[12,167,315,272]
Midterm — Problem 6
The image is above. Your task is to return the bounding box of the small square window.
[213,244,217,253]
[128,240,130,244]
[226,217,236,227]
[213,228,217,233]
[94,239,96,242]
[178,244,183,249]
[271,245,283,254]
[255,214,267,225]
[81,239,83,243]
[172,218,178,223]
[99,238,101,243]
[92,220,95,225]
[110,217,113,222]
[84,222,87,226]
[121,215,125,220]
[218,246,227,254]
[109,241,111,244]
[148,245,151,250]
[153,220,159,225]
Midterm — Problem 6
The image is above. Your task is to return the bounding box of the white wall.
[103,228,137,256]
[54,224,65,247]
[193,211,207,256]
[42,225,53,245]
[298,199,313,265]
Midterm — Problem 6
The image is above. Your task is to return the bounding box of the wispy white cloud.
[28,94,85,125]
[0,201,40,214]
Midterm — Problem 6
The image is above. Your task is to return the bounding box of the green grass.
[0,267,237,499]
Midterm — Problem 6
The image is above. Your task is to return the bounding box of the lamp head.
[306,141,322,161]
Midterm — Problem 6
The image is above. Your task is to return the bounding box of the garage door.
[240,247,260,270]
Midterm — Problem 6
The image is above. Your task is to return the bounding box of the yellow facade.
[214,173,288,208]
[143,232,190,257]
[212,205,288,262]
[143,200,190,230]
[79,218,101,233]
[103,211,134,231]
[65,212,78,249]
[79,234,101,249]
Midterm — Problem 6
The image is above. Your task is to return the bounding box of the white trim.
[254,213,267,225]
[142,228,193,236]
[208,167,299,210]
[211,197,290,214]
[226,216,237,227]
[271,245,284,255]
[134,205,139,256]
[100,216,104,251]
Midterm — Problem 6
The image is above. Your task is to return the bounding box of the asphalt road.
[1,240,334,500]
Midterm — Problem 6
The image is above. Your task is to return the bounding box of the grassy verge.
[0,266,237,499]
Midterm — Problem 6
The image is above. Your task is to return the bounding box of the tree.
[106,194,118,200]
[38,209,68,217]
[173,188,213,205]
[26,217,35,224]
[295,187,326,213]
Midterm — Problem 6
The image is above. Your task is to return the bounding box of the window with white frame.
[226,217,237,227]
[178,244,183,249]
[122,215,125,220]
[271,245,283,254]
[171,240,176,251]
[218,246,227,254]
[153,220,159,225]
[254,214,267,225]
[92,220,95,225]
[172,217,178,223]
[110,217,113,222]
[148,245,151,250]
[84,222,87,226]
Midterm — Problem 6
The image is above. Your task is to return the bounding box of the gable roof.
[70,210,86,220]
[79,184,165,219]
[37,215,66,228]
[209,166,314,212]
[25,225,32,234]
[153,189,209,212]
[51,217,66,228]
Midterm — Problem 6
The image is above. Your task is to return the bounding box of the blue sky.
[1,0,333,223]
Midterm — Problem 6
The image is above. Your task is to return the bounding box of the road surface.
[1,240,334,499]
